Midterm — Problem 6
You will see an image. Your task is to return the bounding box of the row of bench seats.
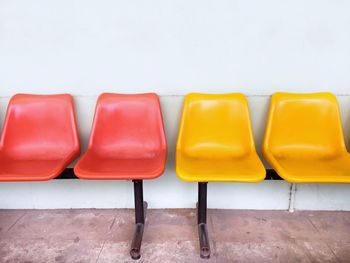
[0,92,349,260]
[177,92,350,183]
[0,93,166,182]
[1,92,349,183]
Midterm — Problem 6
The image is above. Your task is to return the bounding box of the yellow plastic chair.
[263,92,350,183]
[176,93,266,259]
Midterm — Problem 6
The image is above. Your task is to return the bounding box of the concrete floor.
[0,209,349,263]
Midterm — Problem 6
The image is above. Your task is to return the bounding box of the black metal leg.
[130,180,148,260]
[197,182,210,259]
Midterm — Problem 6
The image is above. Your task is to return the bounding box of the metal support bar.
[130,180,148,260]
[133,180,145,224]
[197,182,210,259]
[54,168,283,180]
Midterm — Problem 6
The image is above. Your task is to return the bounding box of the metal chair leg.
[198,182,210,259]
[130,180,148,260]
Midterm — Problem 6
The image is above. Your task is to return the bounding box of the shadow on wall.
[247,95,271,167]
[340,95,350,151]
[0,98,10,135]
[159,95,183,169]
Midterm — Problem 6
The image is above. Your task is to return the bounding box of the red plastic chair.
[0,94,80,181]
[74,93,167,260]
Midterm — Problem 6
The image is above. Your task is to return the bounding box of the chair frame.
[130,180,148,260]
[197,182,210,259]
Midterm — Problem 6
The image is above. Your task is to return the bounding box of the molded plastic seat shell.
[176,93,266,182]
[0,94,80,181]
[263,92,350,183]
[74,93,167,180]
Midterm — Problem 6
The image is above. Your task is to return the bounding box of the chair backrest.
[263,92,346,159]
[88,93,166,159]
[0,94,80,160]
[177,93,256,159]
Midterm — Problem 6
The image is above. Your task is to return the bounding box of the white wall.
[1,0,350,96]
[0,0,350,210]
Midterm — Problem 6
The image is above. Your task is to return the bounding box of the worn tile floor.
[0,209,349,263]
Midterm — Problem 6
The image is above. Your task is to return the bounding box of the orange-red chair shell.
[0,94,80,181]
[74,93,167,180]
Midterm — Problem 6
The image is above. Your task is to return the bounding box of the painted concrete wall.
[1,0,350,96]
[0,0,350,210]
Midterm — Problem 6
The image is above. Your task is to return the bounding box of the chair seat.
[176,93,266,183]
[0,154,74,181]
[176,153,265,182]
[263,92,350,184]
[271,154,350,183]
[75,152,166,180]
[74,93,167,181]
[0,94,80,182]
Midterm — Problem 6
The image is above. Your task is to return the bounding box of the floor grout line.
[95,240,106,263]
[109,215,117,230]
[306,216,320,233]
[95,212,118,262]
[7,211,27,232]
[323,242,341,263]
[306,216,341,263]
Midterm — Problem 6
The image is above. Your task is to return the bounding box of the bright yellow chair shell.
[176,93,266,182]
[263,92,350,183]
